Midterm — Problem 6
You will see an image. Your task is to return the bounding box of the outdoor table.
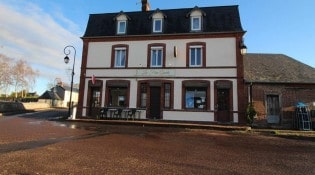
[136,109,145,119]
[122,109,131,119]
[108,108,117,118]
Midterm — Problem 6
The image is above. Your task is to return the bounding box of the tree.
[0,54,13,96]
[11,59,38,98]
[0,54,38,99]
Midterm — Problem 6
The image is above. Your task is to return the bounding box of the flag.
[92,75,96,84]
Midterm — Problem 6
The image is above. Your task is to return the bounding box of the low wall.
[22,102,51,110]
[0,101,50,113]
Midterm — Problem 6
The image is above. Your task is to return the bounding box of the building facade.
[244,54,315,128]
[78,4,247,123]
[39,84,79,108]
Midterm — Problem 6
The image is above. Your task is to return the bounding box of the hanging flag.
[92,75,96,84]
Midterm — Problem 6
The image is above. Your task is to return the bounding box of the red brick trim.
[77,41,89,117]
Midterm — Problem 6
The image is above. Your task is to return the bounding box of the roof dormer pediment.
[186,6,206,17]
[149,8,167,19]
[113,11,131,21]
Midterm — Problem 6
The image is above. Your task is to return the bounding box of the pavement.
[2,108,315,138]
[68,118,315,139]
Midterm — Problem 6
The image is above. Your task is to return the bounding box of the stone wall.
[0,101,51,113]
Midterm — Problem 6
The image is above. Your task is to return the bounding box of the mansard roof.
[83,5,244,37]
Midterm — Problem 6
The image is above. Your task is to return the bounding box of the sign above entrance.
[136,69,175,77]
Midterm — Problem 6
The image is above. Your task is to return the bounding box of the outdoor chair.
[100,107,108,119]
[113,108,123,119]
[127,108,137,120]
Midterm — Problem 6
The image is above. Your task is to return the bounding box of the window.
[109,87,127,107]
[183,81,209,110]
[111,45,128,68]
[186,42,206,67]
[140,83,147,108]
[185,88,207,109]
[189,46,202,67]
[164,83,171,108]
[191,16,201,31]
[91,89,101,107]
[117,21,126,34]
[115,48,126,67]
[153,19,162,33]
[106,80,129,107]
[148,43,166,68]
[151,47,163,67]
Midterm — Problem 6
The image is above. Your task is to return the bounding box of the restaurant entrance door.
[149,86,161,119]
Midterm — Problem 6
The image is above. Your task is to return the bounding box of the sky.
[0,0,314,95]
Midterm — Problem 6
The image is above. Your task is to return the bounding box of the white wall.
[163,111,214,122]
[86,37,237,68]
[82,37,239,122]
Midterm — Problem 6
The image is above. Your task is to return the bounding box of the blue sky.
[0,0,314,95]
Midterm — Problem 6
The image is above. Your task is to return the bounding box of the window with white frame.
[150,46,163,67]
[153,18,163,33]
[189,45,202,67]
[114,47,126,67]
[117,20,126,34]
[191,16,201,31]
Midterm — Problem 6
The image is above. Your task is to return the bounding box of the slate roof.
[39,91,62,100]
[83,5,244,37]
[244,53,315,84]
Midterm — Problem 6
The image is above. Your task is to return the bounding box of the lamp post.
[63,45,76,118]
[240,39,247,56]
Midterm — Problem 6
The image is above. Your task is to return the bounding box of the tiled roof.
[83,5,244,37]
[244,53,315,84]
[39,91,62,100]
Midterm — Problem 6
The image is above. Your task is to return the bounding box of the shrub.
[246,103,257,125]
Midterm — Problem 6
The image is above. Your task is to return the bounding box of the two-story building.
[77,1,247,123]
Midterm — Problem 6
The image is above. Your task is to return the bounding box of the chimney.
[141,0,150,11]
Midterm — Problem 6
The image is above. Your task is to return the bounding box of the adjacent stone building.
[244,53,315,128]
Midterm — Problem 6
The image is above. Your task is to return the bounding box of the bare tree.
[11,59,38,98]
[0,54,13,96]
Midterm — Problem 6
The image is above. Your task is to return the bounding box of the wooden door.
[149,87,161,119]
[217,89,230,122]
[266,95,280,123]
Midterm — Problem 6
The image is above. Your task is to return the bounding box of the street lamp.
[63,45,76,118]
[240,38,247,55]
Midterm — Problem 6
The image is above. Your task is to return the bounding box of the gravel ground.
[0,115,314,175]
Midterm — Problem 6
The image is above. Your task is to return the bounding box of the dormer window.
[153,18,163,33]
[187,6,205,32]
[191,16,201,31]
[117,21,127,34]
[114,12,130,35]
[150,9,166,33]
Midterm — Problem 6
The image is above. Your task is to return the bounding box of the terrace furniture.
[127,108,137,120]
[113,108,123,119]
[99,107,108,119]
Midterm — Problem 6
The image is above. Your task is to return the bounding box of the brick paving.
[0,113,314,175]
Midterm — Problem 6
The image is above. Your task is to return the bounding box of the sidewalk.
[67,118,315,138]
[67,118,251,131]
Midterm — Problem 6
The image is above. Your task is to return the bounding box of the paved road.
[0,110,314,175]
